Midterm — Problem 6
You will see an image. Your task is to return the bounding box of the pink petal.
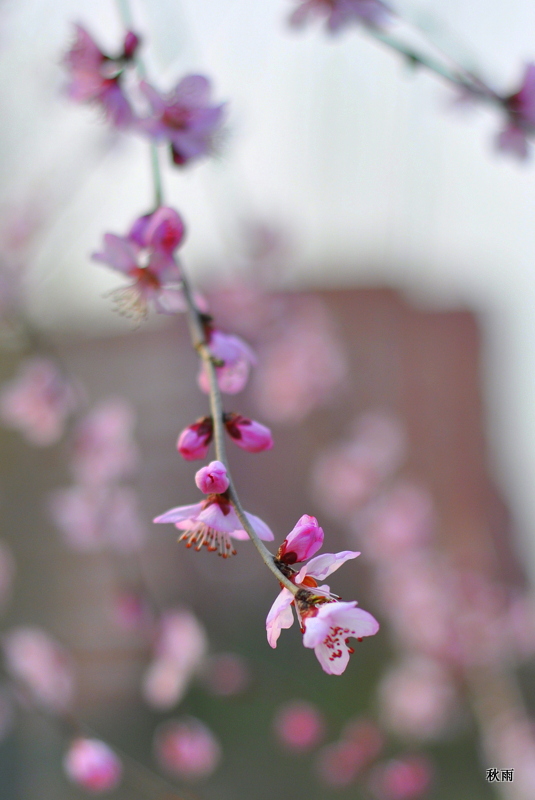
[153,502,202,525]
[266,589,295,647]
[298,550,360,582]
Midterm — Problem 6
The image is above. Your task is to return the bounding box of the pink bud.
[177,418,213,461]
[274,700,325,752]
[278,514,324,564]
[195,461,229,494]
[224,413,273,453]
[123,31,140,60]
[64,738,122,793]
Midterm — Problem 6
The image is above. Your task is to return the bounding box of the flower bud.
[278,515,324,564]
[195,461,229,494]
[64,738,122,793]
[224,413,273,453]
[177,418,213,461]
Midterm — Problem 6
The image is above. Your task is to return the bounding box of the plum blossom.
[93,207,185,320]
[0,357,78,446]
[498,63,535,159]
[138,75,226,166]
[274,700,325,752]
[2,627,75,713]
[177,417,213,460]
[367,755,434,800]
[198,329,257,395]
[302,601,380,675]
[277,514,324,564]
[316,718,383,787]
[154,717,221,780]
[202,652,251,697]
[195,461,229,494]
[223,413,273,453]
[64,25,139,127]
[290,0,391,34]
[154,493,273,557]
[64,738,122,794]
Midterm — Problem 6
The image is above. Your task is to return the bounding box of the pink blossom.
[0,540,15,609]
[368,755,434,800]
[198,329,257,395]
[154,717,221,780]
[2,627,75,713]
[111,591,151,631]
[317,740,370,787]
[64,25,138,127]
[154,494,273,557]
[142,609,207,709]
[274,700,325,752]
[290,0,391,33]
[50,485,146,553]
[277,514,324,564]
[177,417,213,460]
[223,413,274,453]
[0,357,77,446]
[70,399,138,485]
[498,64,535,159]
[138,76,226,166]
[93,207,185,320]
[64,738,122,794]
[202,652,251,697]
[302,601,380,675]
[195,461,229,494]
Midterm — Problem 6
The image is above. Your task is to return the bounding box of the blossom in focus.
[3,627,75,713]
[154,493,273,557]
[223,413,273,453]
[290,0,391,34]
[0,358,77,446]
[498,63,535,159]
[64,738,122,794]
[198,329,257,395]
[367,755,434,800]
[177,417,213,460]
[154,717,222,780]
[302,601,380,675]
[202,652,251,697]
[138,75,226,166]
[195,461,229,494]
[64,25,139,127]
[274,700,325,752]
[93,207,185,320]
[142,609,208,709]
[70,399,138,485]
[277,514,324,564]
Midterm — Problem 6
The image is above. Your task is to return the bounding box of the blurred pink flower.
[3,627,75,713]
[378,657,459,740]
[142,609,207,709]
[498,64,535,159]
[198,329,256,395]
[274,700,325,752]
[202,652,251,697]
[64,738,122,794]
[342,718,384,763]
[177,417,213,460]
[0,540,15,609]
[277,514,324,565]
[112,591,151,631]
[315,720,384,789]
[64,24,138,127]
[154,494,273,557]
[368,755,434,800]
[138,76,226,166]
[195,461,229,495]
[223,413,273,453]
[302,601,379,675]
[50,485,146,553]
[71,399,138,486]
[290,0,391,33]
[154,717,221,780]
[93,207,185,320]
[0,358,77,446]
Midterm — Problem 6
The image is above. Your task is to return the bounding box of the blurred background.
[0,0,535,798]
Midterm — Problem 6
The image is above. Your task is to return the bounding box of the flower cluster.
[64,26,225,166]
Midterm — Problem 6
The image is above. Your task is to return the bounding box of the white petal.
[266,589,294,648]
[299,550,360,582]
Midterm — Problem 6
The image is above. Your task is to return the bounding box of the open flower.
[64,25,139,127]
[289,0,391,33]
[498,63,535,159]
[138,75,226,166]
[154,493,273,557]
[198,329,257,395]
[93,206,185,320]
[303,601,380,675]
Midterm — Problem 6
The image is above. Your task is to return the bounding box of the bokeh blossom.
[202,652,251,697]
[289,0,391,34]
[317,719,383,787]
[93,207,185,320]
[0,357,78,446]
[274,700,325,752]
[64,738,123,794]
[154,717,222,780]
[64,25,139,127]
[198,329,256,395]
[138,76,226,166]
[367,755,434,800]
